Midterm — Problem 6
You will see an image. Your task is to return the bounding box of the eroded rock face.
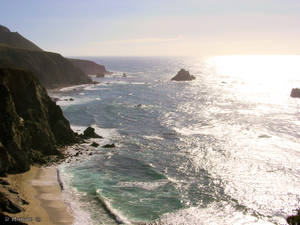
[171,69,195,81]
[290,88,300,98]
[0,68,78,175]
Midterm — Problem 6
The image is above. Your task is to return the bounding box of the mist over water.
[54,56,300,225]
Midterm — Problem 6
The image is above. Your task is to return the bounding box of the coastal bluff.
[69,58,112,76]
[0,25,93,88]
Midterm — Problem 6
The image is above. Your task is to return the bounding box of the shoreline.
[4,166,73,225]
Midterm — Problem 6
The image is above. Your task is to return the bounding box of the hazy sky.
[1,0,300,56]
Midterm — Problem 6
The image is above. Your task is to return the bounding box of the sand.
[5,166,73,225]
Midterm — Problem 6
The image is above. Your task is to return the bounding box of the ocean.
[51,56,300,225]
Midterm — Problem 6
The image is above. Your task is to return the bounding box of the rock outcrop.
[0,25,93,88]
[102,144,116,148]
[287,210,300,225]
[290,88,300,98]
[0,67,78,176]
[171,69,195,81]
[82,127,103,139]
[69,58,112,76]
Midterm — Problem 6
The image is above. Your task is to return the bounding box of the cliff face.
[69,58,112,76]
[0,25,93,88]
[0,46,93,88]
[0,68,78,175]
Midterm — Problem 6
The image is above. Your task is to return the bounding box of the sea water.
[53,56,300,225]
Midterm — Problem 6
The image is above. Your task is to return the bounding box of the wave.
[116,179,170,191]
[96,189,132,224]
[143,135,164,141]
[59,84,92,92]
[58,166,94,225]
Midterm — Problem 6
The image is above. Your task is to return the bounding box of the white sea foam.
[59,84,91,92]
[55,96,93,107]
[143,135,164,140]
[116,180,170,191]
[58,166,94,225]
[96,189,132,225]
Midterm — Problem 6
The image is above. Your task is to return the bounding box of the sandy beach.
[4,166,73,225]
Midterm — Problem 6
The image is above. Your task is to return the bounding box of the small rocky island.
[171,69,195,81]
[290,88,300,98]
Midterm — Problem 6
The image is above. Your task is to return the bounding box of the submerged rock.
[82,127,103,139]
[171,69,195,81]
[90,142,99,147]
[290,88,300,98]
[102,144,116,148]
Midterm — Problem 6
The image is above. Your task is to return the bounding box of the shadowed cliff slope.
[0,25,93,88]
[0,67,78,176]
[0,46,93,88]
[0,25,42,51]
[69,58,112,76]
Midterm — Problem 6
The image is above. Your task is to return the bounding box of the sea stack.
[171,69,195,81]
[290,88,300,98]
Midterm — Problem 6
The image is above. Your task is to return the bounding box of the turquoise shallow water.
[54,56,300,225]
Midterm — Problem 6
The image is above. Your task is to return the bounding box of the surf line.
[57,168,64,190]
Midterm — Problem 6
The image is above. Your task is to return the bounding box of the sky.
[1,0,300,56]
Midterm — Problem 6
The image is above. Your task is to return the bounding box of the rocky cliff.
[0,25,93,88]
[69,58,112,76]
[0,67,78,176]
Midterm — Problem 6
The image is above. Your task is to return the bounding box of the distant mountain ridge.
[0,25,93,88]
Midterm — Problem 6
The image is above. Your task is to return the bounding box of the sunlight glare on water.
[56,55,300,225]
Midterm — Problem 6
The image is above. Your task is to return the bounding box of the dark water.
[53,56,300,225]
